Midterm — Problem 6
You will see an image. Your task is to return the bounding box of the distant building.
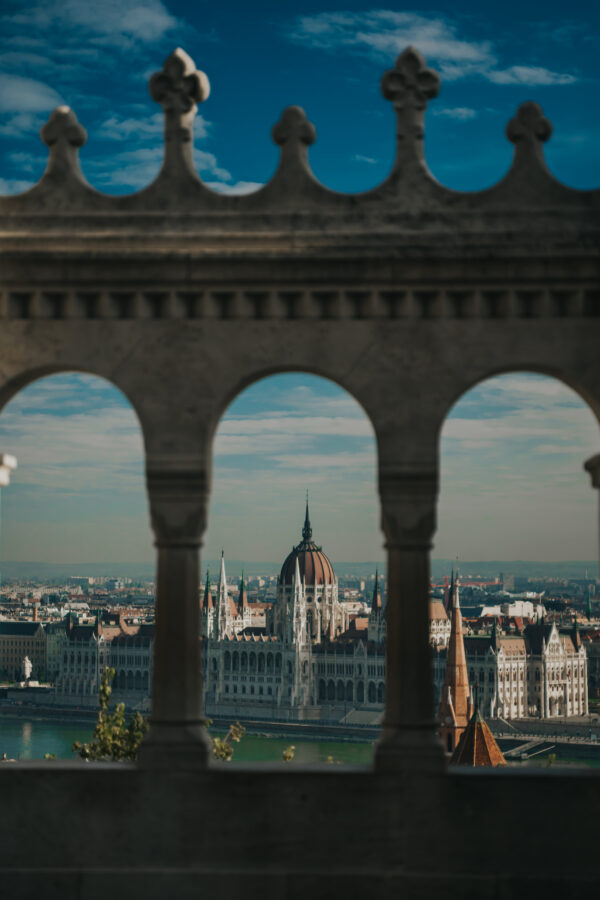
[433,616,588,720]
[202,503,385,722]
[54,613,153,711]
[0,621,46,681]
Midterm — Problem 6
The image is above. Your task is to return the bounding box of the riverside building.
[202,503,386,722]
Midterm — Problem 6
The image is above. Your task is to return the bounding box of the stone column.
[375,469,445,773]
[138,462,212,769]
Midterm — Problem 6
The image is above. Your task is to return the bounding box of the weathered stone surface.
[0,45,598,897]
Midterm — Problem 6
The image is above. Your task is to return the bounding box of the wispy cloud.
[2,0,179,50]
[354,153,378,164]
[433,107,477,121]
[0,73,62,113]
[289,11,577,86]
[487,66,576,86]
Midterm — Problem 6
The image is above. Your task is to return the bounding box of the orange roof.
[450,709,506,767]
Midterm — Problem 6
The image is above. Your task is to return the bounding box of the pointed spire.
[203,569,213,610]
[218,550,227,593]
[294,555,301,587]
[238,569,249,610]
[302,491,312,542]
[371,569,383,611]
[438,565,470,754]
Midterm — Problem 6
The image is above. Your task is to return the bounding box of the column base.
[374,724,445,774]
[137,721,212,770]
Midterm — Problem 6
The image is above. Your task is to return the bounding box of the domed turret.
[279,500,335,586]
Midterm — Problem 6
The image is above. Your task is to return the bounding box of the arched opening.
[435,372,599,744]
[203,371,382,764]
[0,371,151,757]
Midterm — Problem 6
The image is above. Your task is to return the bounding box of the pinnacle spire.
[372,569,383,611]
[302,491,312,542]
[218,550,227,594]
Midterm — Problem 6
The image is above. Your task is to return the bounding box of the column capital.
[584,453,600,488]
[147,465,209,548]
[379,468,438,550]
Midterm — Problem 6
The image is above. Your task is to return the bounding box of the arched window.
[319,679,326,701]
[249,652,256,671]
[368,682,376,704]
[346,681,353,702]
[224,651,231,672]
[232,652,239,672]
[267,653,274,673]
[327,680,335,701]
[357,682,365,703]
[241,652,247,671]
[336,680,345,701]
[258,655,265,674]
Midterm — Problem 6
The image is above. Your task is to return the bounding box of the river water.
[0,716,375,764]
[1,717,598,768]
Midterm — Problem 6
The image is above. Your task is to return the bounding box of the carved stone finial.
[382,46,440,111]
[149,48,210,180]
[381,47,440,170]
[149,47,210,116]
[39,106,87,181]
[40,106,87,149]
[272,106,316,147]
[506,101,553,144]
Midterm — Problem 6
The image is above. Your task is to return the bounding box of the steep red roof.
[451,709,506,768]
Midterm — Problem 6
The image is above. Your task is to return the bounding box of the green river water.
[1,717,599,768]
[0,716,376,764]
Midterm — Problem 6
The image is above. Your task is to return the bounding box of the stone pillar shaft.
[375,470,444,773]
[138,464,212,769]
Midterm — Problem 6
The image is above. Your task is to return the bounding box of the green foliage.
[282,745,295,763]
[72,668,245,763]
[72,667,149,762]
[546,753,557,768]
[213,721,246,761]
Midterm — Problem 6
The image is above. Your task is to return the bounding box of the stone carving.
[272,106,316,148]
[147,468,209,547]
[40,106,87,149]
[149,48,210,178]
[381,46,440,167]
[506,101,553,145]
[39,106,87,179]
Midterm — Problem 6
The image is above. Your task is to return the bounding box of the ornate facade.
[432,586,588,720]
[202,504,386,720]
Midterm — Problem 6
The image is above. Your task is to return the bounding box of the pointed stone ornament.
[505,101,553,173]
[149,48,210,179]
[381,46,440,168]
[272,106,316,148]
[271,105,316,184]
[506,101,552,145]
[39,106,87,180]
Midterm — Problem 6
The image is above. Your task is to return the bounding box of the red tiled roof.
[450,709,506,767]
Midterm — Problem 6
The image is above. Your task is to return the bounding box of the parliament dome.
[279,502,335,586]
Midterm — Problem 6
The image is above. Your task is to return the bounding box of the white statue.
[22,656,32,681]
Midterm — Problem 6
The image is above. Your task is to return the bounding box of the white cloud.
[2,0,178,49]
[205,180,263,195]
[219,415,373,438]
[0,176,34,194]
[289,10,577,86]
[354,154,378,164]
[487,66,577,86]
[433,107,477,121]
[96,111,210,142]
[0,73,62,113]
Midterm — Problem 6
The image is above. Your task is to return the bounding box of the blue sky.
[0,1,598,194]
[0,2,598,565]
[0,372,597,565]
